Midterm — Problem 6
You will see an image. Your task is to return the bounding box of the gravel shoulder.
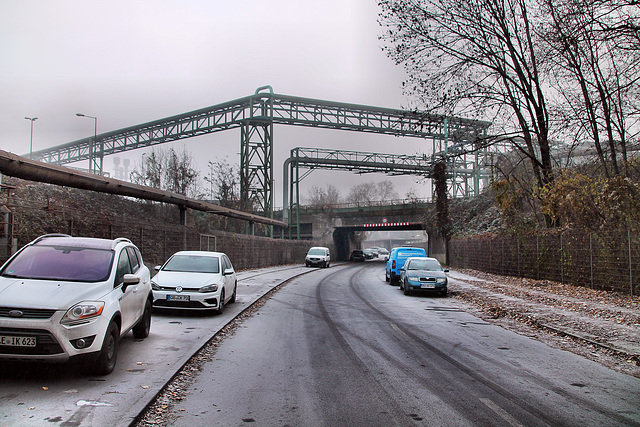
[447,269,640,378]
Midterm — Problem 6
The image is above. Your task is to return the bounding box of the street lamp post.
[76,113,99,174]
[24,117,38,159]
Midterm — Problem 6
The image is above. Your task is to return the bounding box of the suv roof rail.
[113,237,132,244]
[32,233,72,244]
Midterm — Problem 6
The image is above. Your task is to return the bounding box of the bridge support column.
[240,87,274,236]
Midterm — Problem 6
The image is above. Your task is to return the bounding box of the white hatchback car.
[0,234,152,375]
[151,251,237,313]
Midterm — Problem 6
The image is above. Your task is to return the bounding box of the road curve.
[165,262,640,426]
[0,265,313,427]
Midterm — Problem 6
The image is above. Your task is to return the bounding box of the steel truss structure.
[28,86,491,230]
[283,147,437,238]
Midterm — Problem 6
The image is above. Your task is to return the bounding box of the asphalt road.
[166,262,640,426]
[0,265,313,427]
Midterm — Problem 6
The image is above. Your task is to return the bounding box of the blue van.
[385,246,427,284]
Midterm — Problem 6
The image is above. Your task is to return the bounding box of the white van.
[305,246,330,268]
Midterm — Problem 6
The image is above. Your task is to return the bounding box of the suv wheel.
[132,300,151,339]
[95,321,119,375]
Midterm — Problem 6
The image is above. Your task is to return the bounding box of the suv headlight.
[199,283,219,293]
[61,301,105,325]
[437,277,447,284]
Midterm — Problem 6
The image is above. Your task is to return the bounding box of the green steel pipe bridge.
[27,86,492,231]
[283,147,441,238]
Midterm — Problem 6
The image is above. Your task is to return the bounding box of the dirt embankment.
[447,269,640,378]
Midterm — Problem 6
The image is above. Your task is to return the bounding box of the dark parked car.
[350,250,365,262]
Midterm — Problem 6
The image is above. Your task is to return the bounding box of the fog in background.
[1,0,434,206]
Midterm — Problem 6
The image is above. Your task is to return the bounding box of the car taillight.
[392,260,396,269]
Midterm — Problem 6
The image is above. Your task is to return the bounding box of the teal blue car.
[399,257,448,297]
[385,246,427,285]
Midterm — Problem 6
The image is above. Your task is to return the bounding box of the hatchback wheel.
[216,290,225,315]
[230,282,237,303]
[95,321,119,375]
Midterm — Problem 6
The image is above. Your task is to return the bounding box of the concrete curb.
[125,266,323,426]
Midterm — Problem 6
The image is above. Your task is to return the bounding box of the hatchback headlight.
[151,280,160,290]
[61,301,105,325]
[199,283,219,293]
[437,277,447,284]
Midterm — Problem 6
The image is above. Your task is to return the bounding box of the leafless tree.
[348,182,379,204]
[130,146,200,197]
[164,147,199,197]
[305,184,341,207]
[379,0,554,190]
[540,0,640,177]
[204,158,240,208]
[377,180,400,201]
[130,149,164,189]
[347,180,400,203]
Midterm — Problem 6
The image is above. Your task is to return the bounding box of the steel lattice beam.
[287,147,435,174]
[283,147,437,238]
[26,86,491,229]
[28,87,489,166]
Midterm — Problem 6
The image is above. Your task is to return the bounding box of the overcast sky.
[1,0,432,205]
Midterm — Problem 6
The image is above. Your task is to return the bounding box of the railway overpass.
[278,199,447,262]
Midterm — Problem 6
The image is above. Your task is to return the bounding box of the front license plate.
[0,335,37,347]
[420,283,435,289]
[167,294,190,302]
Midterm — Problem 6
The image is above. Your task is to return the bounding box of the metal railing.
[450,228,640,295]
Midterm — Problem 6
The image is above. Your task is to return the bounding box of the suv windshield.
[2,245,114,282]
[163,255,220,273]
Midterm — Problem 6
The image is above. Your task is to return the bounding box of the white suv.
[0,234,152,375]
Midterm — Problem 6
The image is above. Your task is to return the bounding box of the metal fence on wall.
[2,204,320,270]
[450,228,639,295]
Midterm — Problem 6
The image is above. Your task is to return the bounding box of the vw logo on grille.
[176,286,183,293]
[9,310,24,318]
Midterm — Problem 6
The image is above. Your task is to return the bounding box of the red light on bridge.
[363,222,410,227]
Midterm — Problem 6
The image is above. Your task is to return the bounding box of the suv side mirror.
[122,274,139,292]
